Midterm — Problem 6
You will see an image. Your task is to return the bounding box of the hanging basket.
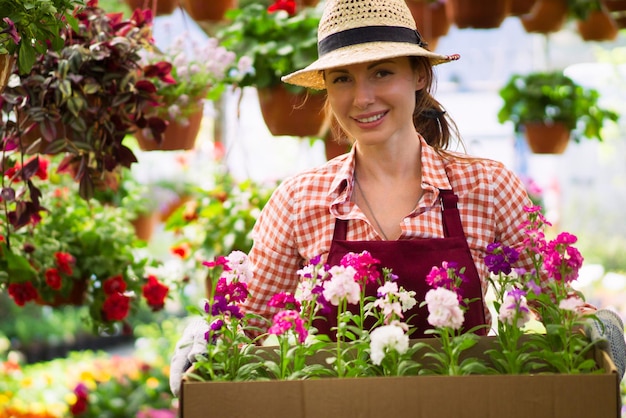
[509,0,536,15]
[181,0,237,22]
[576,8,619,42]
[605,0,626,12]
[520,0,568,33]
[35,278,89,307]
[406,0,451,51]
[446,0,511,29]
[124,0,179,15]
[136,102,204,151]
[257,85,327,137]
[523,122,571,154]
[131,211,160,242]
[0,54,15,95]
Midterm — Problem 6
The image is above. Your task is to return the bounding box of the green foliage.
[497,70,620,143]
[567,0,604,20]
[0,0,83,74]
[217,3,321,92]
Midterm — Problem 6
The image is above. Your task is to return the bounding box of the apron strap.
[439,189,465,238]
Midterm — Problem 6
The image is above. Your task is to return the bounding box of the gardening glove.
[584,309,626,381]
[169,317,209,397]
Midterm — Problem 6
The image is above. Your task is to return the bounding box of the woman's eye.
[332,75,350,84]
[375,70,393,78]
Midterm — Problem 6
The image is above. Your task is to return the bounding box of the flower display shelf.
[180,336,620,418]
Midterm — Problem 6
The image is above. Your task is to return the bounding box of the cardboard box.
[180,337,620,418]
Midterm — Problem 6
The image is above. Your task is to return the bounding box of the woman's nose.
[353,80,375,109]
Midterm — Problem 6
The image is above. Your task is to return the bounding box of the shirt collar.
[419,135,453,191]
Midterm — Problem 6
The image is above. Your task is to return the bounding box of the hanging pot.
[181,0,237,22]
[131,211,160,242]
[523,122,570,154]
[136,102,204,151]
[605,0,626,12]
[509,0,536,15]
[576,8,619,41]
[257,85,327,137]
[35,278,89,307]
[124,0,179,15]
[520,0,568,33]
[0,54,15,95]
[405,0,451,50]
[446,0,511,29]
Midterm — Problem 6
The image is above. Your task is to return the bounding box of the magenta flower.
[340,250,382,285]
[268,292,301,310]
[543,232,584,283]
[268,310,308,343]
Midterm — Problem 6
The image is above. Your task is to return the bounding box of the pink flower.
[322,265,361,306]
[424,287,464,330]
[543,232,584,283]
[268,310,308,343]
[559,296,585,312]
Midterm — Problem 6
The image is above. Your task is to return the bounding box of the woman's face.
[324,56,426,146]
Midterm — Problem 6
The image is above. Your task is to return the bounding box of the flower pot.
[0,54,15,95]
[136,102,204,151]
[124,0,179,15]
[405,0,451,50]
[446,0,511,29]
[257,85,328,137]
[131,211,160,242]
[520,0,568,33]
[576,9,619,41]
[35,278,89,307]
[181,0,237,22]
[605,0,626,11]
[509,0,536,15]
[523,122,570,154]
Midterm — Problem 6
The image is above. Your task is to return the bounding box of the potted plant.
[0,156,172,334]
[405,0,451,51]
[519,0,569,33]
[497,70,620,154]
[445,0,512,29]
[135,31,248,151]
[568,0,619,41]
[216,0,327,137]
[0,0,83,77]
[1,0,170,201]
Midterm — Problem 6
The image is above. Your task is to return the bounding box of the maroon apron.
[314,189,487,339]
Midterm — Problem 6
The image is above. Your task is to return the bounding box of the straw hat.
[281,0,460,90]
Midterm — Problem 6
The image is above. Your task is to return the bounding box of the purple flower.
[1,18,20,45]
[485,242,520,275]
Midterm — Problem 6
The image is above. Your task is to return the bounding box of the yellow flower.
[146,377,159,389]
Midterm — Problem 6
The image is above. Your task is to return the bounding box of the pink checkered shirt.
[242,136,533,331]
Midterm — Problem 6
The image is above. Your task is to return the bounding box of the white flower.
[559,296,585,312]
[398,289,417,312]
[498,292,531,328]
[222,250,253,284]
[322,265,360,306]
[369,323,410,366]
[424,287,464,330]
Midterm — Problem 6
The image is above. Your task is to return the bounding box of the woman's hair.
[323,56,462,151]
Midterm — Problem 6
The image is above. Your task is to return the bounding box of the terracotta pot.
[124,0,179,15]
[181,0,237,21]
[131,211,160,242]
[520,0,568,33]
[405,0,451,49]
[136,103,204,151]
[35,278,88,307]
[605,0,626,12]
[523,122,570,154]
[257,86,328,137]
[300,0,320,6]
[0,54,14,95]
[577,9,619,41]
[509,0,536,15]
[614,14,626,28]
[446,0,511,29]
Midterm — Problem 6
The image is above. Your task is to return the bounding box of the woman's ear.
[415,71,427,91]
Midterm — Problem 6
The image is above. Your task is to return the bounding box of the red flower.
[102,292,131,321]
[103,275,127,295]
[70,383,89,415]
[268,0,297,15]
[142,275,169,311]
[143,61,176,84]
[45,268,63,290]
[170,242,191,259]
[7,282,38,306]
[55,251,76,276]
